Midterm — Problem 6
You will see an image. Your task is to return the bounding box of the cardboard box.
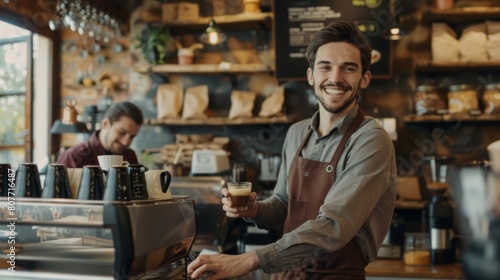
[213,0,243,16]
[162,3,178,23]
[177,2,199,20]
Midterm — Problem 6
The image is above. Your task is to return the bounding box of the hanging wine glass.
[93,11,106,42]
[101,13,112,44]
[68,2,83,33]
[77,3,92,35]
[48,1,65,31]
[49,14,63,31]
[47,0,123,45]
[62,1,74,28]
[86,7,99,38]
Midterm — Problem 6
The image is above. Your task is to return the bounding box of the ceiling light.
[199,19,227,45]
[382,25,409,40]
[381,1,409,42]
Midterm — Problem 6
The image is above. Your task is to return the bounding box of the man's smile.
[324,88,346,96]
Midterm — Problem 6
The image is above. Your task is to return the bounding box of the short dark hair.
[305,21,372,74]
[103,101,143,125]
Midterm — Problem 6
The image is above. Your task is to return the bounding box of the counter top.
[366,259,465,279]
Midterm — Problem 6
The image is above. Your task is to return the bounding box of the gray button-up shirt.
[252,105,397,274]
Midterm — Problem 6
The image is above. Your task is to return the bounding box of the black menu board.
[274,0,393,80]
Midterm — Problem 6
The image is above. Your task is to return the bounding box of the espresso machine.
[0,161,202,279]
[450,159,500,280]
[422,155,455,264]
[169,176,238,254]
[0,197,196,279]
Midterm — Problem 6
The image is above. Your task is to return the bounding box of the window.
[0,19,51,168]
[0,20,31,167]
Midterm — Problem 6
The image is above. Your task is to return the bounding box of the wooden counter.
[366,259,465,279]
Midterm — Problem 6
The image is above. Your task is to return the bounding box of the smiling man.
[188,21,397,280]
[56,101,143,168]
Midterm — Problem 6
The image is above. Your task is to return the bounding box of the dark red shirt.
[56,131,139,168]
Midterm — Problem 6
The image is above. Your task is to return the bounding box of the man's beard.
[318,91,358,114]
[315,81,360,114]
[102,130,115,153]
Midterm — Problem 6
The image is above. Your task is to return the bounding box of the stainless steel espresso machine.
[169,176,237,254]
[0,197,196,279]
[450,159,500,280]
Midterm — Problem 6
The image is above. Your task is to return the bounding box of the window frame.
[0,5,61,164]
[0,27,33,162]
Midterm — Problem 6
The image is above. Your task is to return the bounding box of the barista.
[56,101,143,168]
[188,21,397,279]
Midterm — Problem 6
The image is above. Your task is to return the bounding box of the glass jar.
[448,84,479,114]
[483,83,500,114]
[404,232,430,266]
[415,84,446,115]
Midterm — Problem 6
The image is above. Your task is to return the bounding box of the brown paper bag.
[228,90,256,119]
[259,86,284,117]
[182,85,209,119]
[157,83,183,119]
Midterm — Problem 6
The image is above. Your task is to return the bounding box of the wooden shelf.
[134,63,273,75]
[395,200,426,210]
[403,114,500,123]
[423,7,500,24]
[150,13,273,34]
[144,115,294,126]
[415,60,500,72]
[0,144,25,150]
[366,259,464,279]
[63,84,98,90]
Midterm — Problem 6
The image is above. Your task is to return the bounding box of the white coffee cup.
[488,140,500,173]
[97,155,129,171]
[145,170,172,199]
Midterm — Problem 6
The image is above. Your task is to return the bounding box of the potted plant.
[134,23,172,65]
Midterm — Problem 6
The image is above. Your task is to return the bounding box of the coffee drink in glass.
[227,181,252,211]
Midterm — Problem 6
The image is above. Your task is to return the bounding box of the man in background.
[57,101,143,168]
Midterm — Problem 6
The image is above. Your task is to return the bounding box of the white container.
[191,149,230,174]
[257,153,281,182]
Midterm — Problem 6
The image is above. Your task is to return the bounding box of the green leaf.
[135,24,171,64]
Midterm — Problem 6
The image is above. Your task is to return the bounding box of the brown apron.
[272,109,366,280]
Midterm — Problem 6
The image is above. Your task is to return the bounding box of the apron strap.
[329,109,365,181]
[293,127,313,160]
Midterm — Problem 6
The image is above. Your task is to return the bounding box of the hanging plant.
[134,23,171,65]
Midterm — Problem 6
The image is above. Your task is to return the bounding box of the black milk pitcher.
[104,165,133,201]
[0,163,13,197]
[127,164,149,199]
[15,163,43,198]
[42,164,72,199]
[77,165,105,200]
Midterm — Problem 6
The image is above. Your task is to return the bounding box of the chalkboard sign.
[274,0,393,80]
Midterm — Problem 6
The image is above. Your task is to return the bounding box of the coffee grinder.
[422,155,455,264]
